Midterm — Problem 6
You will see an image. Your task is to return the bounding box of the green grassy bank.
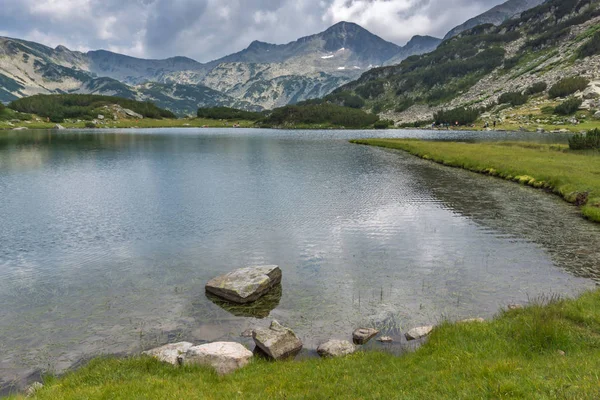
[9,290,600,399]
[0,117,257,130]
[351,139,600,223]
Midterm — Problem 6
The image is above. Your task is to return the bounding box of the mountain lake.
[1,128,599,392]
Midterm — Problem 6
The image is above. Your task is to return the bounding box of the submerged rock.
[206,283,282,318]
[352,328,379,345]
[377,336,393,343]
[405,326,434,341]
[142,342,194,365]
[317,340,356,358]
[184,342,253,375]
[206,265,282,304]
[252,320,302,360]
[507,304,524,310]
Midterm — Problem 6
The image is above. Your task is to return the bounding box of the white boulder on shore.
[206,265,282,304]
[142,342,193,365]
[183,342,253,375]
[405,325,434,341]
[317,340,356,358]
[253,320,303,360]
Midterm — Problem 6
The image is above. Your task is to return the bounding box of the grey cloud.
[145,0,209,52]
[0,0,506,62]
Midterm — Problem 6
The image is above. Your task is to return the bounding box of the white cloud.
[0,0,505,62]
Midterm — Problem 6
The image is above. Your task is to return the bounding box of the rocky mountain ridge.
[336,0,600,125]
[0,22,441,114]
[443,0,547,39]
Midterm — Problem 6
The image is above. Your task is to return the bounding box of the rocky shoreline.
[19,266,526,395]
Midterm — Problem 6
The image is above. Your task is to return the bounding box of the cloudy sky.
[0,0,504,62]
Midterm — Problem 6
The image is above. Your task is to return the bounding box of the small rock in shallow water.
[143,342,194,365]
[317,340,356,358]
[184,342,253,375]
[377,336,393,343]
[507,304,524,310]
[253,320,303,360]
[352,328,379,345]
[405,326,434,341]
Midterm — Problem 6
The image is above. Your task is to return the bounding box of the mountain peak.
[247,40,273,50]
[405,35,442,47]
[325,21,363,32]
[316,21,401,58]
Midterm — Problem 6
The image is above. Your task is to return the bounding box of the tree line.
[9,94,176,122]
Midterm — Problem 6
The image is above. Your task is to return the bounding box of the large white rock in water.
[142,342,194,365]
[53,124,66,130]
[206,265,282,304]
[184,342,253,375]
[405,325,434,341]
[317,340,356,358]
[253,320,303,360]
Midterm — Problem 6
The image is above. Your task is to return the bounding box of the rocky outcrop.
[206,265,282,304]
[122,108,144,119]
[183,342,253,375]
[352,328,379,345]
[405,326,434,341]
[252,320,303,360]
[142,342,194,365]
[317,340,356,358]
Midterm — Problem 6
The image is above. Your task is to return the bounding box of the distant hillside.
[444,0,547,39]
[335,0,600,124]
[86,50,206,85]
[8,94,175,122]
[384,36,442,66]
[0,21,442,112]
